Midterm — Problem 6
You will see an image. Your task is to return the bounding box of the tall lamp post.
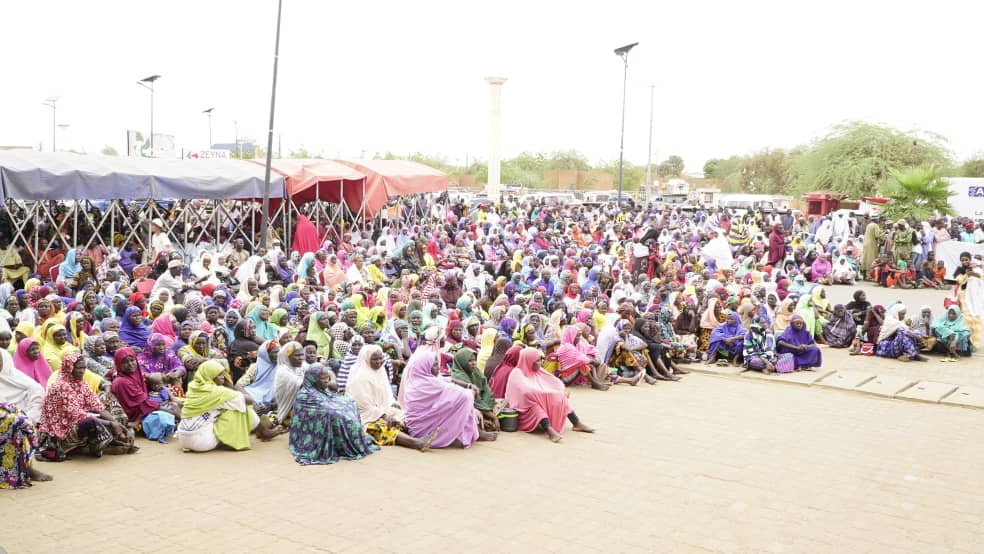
[202,108,214,148]
[136,75,161,156]
[646,84,654,194]
[41,96,60,152]
[613,42,638,206]
[260,0,283,250]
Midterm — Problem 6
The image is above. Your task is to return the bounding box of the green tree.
[656,155,685,177]
[290,148,311,159]
[723,149,795,194]
[100,145,119,156]
[878,166,955,221]
[545,150,591,171]
[959,154,984,177]
[596,159,644,190]
[792,121,952,196]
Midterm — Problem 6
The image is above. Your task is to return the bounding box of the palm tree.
[879,166,955,220]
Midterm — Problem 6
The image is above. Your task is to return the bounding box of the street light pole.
[260,0,283,250]
[613,42,638,206]
[42,97,60,152]
[137,75,161,156]
[646,84,654,192]
[202,108,214,148]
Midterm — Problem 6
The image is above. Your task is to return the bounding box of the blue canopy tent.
[0,150,286,260]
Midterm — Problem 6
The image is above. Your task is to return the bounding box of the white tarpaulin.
[937,240,984,281]
[0,150,284,201]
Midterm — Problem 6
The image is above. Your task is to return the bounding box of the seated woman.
[288,365,379,465]
[176,360,283,452]
[875,304,927,362]
[273,341,307,424]
[449,348,498,431]
[241,341,279,415]
[401,350,497,448]
[821,304,857,348]
[119,306,151,350]
[552,324,611,390]
[595,320,648,385]
[830,256,857,285]
[37,353,131,461]
[176,330,215,378]
[110,348,179,443]
[742,319,777,373]
[795,286,831,343]
[138,333,186,389]
[706,312,745,366]
[931,306,974,361]
[0,401,52,488]
[634,317,684,380]
[505,347,594,443]
[487,345,522,398]
[346,345,438,451]
[775,315,823,370]
[2,347,44,421]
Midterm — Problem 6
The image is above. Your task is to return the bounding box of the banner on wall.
[126,130,176,158]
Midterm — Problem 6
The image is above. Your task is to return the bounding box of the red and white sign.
[186,149,231,159]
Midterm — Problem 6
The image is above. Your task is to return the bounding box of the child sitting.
[147,373,182,413]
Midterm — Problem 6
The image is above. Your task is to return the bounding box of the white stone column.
[485,77,507,202]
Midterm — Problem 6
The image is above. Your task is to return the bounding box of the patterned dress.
[288,367,379,465]
[1,403,38,489]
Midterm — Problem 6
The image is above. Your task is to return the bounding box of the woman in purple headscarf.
[401,350,496,448]
[776,314,823,370]
[706,311,745,366]
[118,306,151,349]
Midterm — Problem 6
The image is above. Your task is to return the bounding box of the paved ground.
[788,282,984,387]
[3,373,983,553]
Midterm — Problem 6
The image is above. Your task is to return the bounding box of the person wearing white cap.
[151,218,174,261]
[152,258,190,302]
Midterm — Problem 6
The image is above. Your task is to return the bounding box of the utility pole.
[42,97,60,152]
[646,85,654,191]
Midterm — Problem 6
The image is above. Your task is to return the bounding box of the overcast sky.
[2,0,981,173]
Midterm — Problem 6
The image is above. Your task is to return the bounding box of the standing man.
[861,216,882,280]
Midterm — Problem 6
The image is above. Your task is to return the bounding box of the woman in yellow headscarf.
[474,327,498,371]
[177,360,281,452]
[511,250,523,274]
[42,323,102,393]
[795,285,831,340]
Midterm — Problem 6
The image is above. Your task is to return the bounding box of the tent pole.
[110,201,116,252]
[182,201,188,260]
[316,181,320,229]
[32,203,39,273]
[147,202,154,264]
[73,201,78,248]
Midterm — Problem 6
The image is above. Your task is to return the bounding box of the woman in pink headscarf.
[401,350,497,448]
[506,347,594,442]
[552,324,610,390]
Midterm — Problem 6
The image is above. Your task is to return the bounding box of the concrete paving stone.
[4,374,984,552]
[742,368,835,385]
[895,381,960,403]
[854,375,917,397]
[683,362,745,376]
[940,385,984,409]
[816,370,876,390]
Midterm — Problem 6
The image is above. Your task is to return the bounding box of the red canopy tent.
[248,159,366,208]
[335,159,448,217]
